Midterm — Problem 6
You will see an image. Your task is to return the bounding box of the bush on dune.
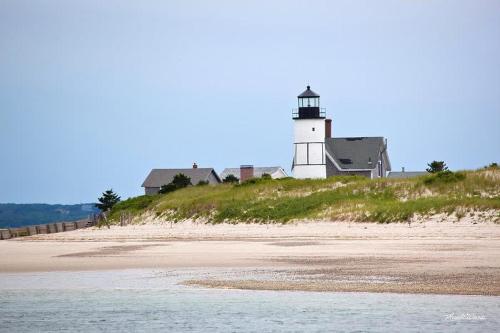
[422,170,466,185]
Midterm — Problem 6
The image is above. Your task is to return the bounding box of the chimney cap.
[240,164,254,169]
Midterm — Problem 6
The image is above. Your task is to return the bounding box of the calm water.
[0,269,499,332]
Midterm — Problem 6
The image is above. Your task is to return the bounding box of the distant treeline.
[0,203,99,228]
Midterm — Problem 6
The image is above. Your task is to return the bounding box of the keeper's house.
[292,86,391,179]
[142,163,221,195]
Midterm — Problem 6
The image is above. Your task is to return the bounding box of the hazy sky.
[1,0,499,204]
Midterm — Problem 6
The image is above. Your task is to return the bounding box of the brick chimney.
[240,165,254,182]
[325,119,332,138]
[192,162,198,169]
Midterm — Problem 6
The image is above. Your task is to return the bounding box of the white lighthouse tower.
[292,86,327,179]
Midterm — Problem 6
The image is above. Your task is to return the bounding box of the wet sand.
[1,220,499,295]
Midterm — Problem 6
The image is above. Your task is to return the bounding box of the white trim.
[278,167,289,177]
[271,168,289,179]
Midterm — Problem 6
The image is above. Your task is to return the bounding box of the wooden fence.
[0,214,100,240]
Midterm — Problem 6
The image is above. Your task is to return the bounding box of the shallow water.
[0,269,498,332]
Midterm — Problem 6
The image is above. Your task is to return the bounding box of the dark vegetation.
[223,174,239,183]
[426,161,448,173]
[159,173,192,194]
[95,189,121,212]
[0,203,99,228]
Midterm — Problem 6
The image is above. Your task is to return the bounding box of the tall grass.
[110,169,500,224]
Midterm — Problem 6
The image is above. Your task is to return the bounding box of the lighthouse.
[292,86,327,179]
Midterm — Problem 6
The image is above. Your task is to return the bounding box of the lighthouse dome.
[297,85,320,98]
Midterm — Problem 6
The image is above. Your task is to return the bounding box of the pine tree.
[95,189,121,212]
[159,173,192,194]
[172,173,192,188]
[223,174,239,183]
[426,161,448,173]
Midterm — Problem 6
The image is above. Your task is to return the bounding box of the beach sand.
[1,220,499,295]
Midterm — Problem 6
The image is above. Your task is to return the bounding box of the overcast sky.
[1,0,499,204]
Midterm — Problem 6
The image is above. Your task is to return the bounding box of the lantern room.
[294,86,324,119]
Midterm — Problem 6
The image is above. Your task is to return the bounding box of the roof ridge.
[222,166,281,169]
[331,136,384,139]
[151,167,214,170]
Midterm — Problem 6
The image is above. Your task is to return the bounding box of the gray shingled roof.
[298,86,320,98]
[325,137,387,170]
[141,168,220,187]
[220,167,285,179]
[387,171,427,179]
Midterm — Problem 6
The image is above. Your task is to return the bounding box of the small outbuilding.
[387,169,427,179]
[220,166,288,182]
[142,163,221,195]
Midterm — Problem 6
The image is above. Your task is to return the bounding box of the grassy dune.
[110,168,500,224]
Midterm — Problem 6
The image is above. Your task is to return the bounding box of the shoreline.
[1,220,499,296]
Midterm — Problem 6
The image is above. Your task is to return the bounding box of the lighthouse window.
[298,97,320,107]
[312,127,315,131]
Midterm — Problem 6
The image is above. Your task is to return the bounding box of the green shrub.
[159,173,192,194]
[276,177,294,181]
[238,177,272,186]
[159,183,177,194]
[112,195,155,211]
[240,178,259,185]
[109,195,156,220]
[172,173,192,187]
[422,170,466,185]
[426,161,448,173]
[223,174,239,183]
